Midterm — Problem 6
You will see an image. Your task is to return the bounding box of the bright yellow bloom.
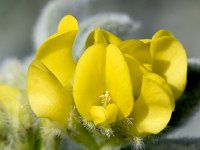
[27,15,187,136]
[73,43,134,125]
[27,15,78,126]
[119,30,187,135]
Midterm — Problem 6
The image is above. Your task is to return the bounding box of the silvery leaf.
[33,0,140,52]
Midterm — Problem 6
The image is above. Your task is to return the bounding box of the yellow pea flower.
[83,28,186,135]
[27,15,187,138]
[73,44,134,125]
[27,15,78,126]
[118,29,187,135]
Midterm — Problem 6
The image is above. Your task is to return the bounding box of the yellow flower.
[75,28,187,135]
[73,43,134,126]
[27,15,187,136]
[27,15,78,126]
[119,29,187,136]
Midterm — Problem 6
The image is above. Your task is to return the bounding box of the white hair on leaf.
[33,0,140,57]
[73,13,140,61]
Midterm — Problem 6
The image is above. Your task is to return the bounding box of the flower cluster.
[27,15,187,139]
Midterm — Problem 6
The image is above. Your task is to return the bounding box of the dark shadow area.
[145,138,200,150]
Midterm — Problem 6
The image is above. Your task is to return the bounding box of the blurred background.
[0,0,47,61]
[0,0,200,61]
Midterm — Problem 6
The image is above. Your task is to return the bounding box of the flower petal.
[57,15,79,33]
[120,40,151,64]
[151,32,187,99]
[27,60,73,125]
[94,27,107,45]
[105,103,118,125]
[145,73,175,110]
[123,54,145,99]
[131,73,174,136]
[106,44,134,120]
[90,104,118,125]
[140,39,151,44]
[86,28,121,48]
[140,39,151,49]
[35,31,77,90]
[85,31,95,48]
[73,44,106,121]
[90,106,106,125]
[152,29,174,40]
[103,30,121,45]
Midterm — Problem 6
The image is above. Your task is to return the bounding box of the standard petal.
[73,44,106,121]
[152,29,174,40]
[35,31,77,90]
[86,31,95,48]
[27,60,73,125]
[120,40,151,64]
[140,39,151,44]
[106,44,134,120]
[103,30,121,45]
[151,35,187,99]
[86,28,121,48]
[94,27,107,45]
[131,73,174,136]
[57,15,79,33]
